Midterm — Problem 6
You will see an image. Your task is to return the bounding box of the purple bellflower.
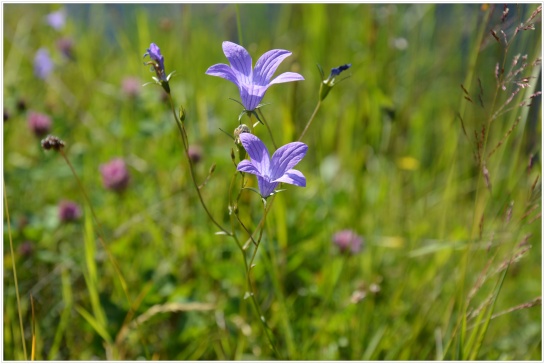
[237,132,307,198]
[34,48,54,79]
[143,43,173,93]
[206,41,304,112]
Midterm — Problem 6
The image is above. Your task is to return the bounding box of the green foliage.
[3,3,541,360]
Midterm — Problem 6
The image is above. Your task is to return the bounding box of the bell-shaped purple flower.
[206,41,304,111]
[236,133,307,198]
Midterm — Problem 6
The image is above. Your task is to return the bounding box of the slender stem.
[298,100,322,141]
[166,93,231,236]
[258,109,278,149]
[230,172,280,357]
[3,179,27,360]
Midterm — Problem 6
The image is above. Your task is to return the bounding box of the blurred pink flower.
[58,200,81,222]
[28,111,52,137]
[121,77,141,98]
[100,158,130,192]
[332,229,364,254]
[188,145,203,164]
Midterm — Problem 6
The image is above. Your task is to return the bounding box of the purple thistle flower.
[236,133,307,198]
[100,158,130,192]
[46,9,65,30]
[332,229,364,254]
[34,48,54,79]
[58,200,81,222]
[28,111,52,137]
[206,41,304,111]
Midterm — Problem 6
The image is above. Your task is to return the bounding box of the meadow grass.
[3,3,542,360]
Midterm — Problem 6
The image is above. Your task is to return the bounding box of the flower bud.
[320,63,352,101]
[143,43,173,94]
[41,135,65,151]
[234,124,251,144]
[234,124,251,161]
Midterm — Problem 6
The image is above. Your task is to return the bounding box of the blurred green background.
[3,3,542,360]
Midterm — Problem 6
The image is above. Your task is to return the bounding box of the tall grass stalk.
[3,179,27,360]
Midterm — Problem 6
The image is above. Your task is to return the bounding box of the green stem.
[257,109,278,149]
[298,99,322,141]
[245,200,282,358]
[166,93,231,236]
[228,178,281,357]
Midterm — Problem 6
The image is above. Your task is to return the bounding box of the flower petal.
[222,41,253,84]
[236,159,260,176]
[273,169,306,187]
[205,64,240,87]
[268,72,305,86]
[253,49,292,86]
[258,176,278,197]
[238,133,270,176]
[270,142,307,181]
[239,83,268,111]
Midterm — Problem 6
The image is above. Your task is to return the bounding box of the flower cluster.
[138,40,352,356]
